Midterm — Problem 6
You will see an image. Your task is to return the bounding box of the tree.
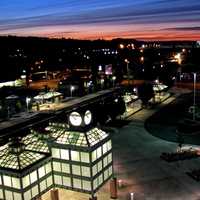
[137,82,154,107]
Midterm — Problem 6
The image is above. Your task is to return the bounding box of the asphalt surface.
[145,92,200,145]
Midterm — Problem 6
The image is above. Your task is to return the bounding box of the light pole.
[112,76,116,87]
[124,59,130,86]
[26,97,31,112]
[70,85,75,97]
[193,72,197,121]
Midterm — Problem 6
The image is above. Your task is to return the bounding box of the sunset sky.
[0,0,200,40]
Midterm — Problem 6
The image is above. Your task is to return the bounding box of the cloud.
[163,27,200,31]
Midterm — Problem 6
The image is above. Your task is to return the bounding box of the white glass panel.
[98,174,103,185]
[54,175,62,185]
[3,175,12,187]
[93,178,98,190]
[97,147,102,159]
[53,161,61,172]
[52,148,60,158]
[12,177,20,189]
[38,166,46,178]
[32,185,39,197]
[60,149,69,160]
[45,163,52,174]
[82,180,91,191]
[61,163,70,173]
[47,176,53,187]
[13,192,22,200]
[80,152,89,163]
[92,164,97,176]
[107,140,112,150]
[24,190,31,200]
[30,171,37,184]
[97,161,102,172]
[102,143,107,154]
[72,165,81,175]
[0,189,3,199]
[108,153,112,163]
[71,150,80,161]
[63,176,71,187]
[109,166,113,176]
[81,166,91,177]
[40,180,47,192]
[92,150,96,162]
[73,178,82,189]
[104,169,109,180]
[22,175,30,188]
[5,190,13,200]
[103,157,108,168]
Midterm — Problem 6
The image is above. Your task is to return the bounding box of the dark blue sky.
[0,0,200,40]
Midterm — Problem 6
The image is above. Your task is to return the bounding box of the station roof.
[0,132,50,171]
[45,123,109,148]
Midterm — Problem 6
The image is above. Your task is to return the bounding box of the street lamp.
[26,97,31,112]
[70,85,75,97]
[193,72,197,121]
[124,59,130,86]
[112,76,116,87]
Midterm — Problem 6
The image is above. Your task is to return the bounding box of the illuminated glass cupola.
[45,109,113,196]
[0,132,52,200]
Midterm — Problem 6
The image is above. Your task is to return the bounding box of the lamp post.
[193,72,197,121]
[26,97,31,112]
[124,59,130,86]
[70,85,75,97]
[112,76,116,87]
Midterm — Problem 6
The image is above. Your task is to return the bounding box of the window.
[92,164,97,176]
[97,147,102,159]
[63,176,71,187]
[80,152,89,163]
[61,163,70,174]
[0,189,3,199]
[81,166,90,177]
[31,185,39,198]
[47,176,53,187]
[72,165,81,175]
[38,166,45,178]
[97,160,102,172]
[53,161,61,172]
[82,180,91,191]
[3,175,12,187]
[30,171,37,184]
[24,190,31,200]
[5,190,13,200]
[92,150,97,162]
[109,166,113,176]
[54,175,62,185]
[71,150,80,161]
[73,178,81,189]
[60,149,69,160]
[22,175,30,189]
[45,163,52,174]
[103,156,108,167]
[40,179,47,192]
[52,148,60,158]
[104,169,109,180]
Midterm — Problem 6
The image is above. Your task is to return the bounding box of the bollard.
[110,177,118,199]
[130,192,134,200]
[118,179,122,188]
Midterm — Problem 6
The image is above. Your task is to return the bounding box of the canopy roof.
[0,132,50,171]
[34,91,62,100]
[45,123,109,148]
